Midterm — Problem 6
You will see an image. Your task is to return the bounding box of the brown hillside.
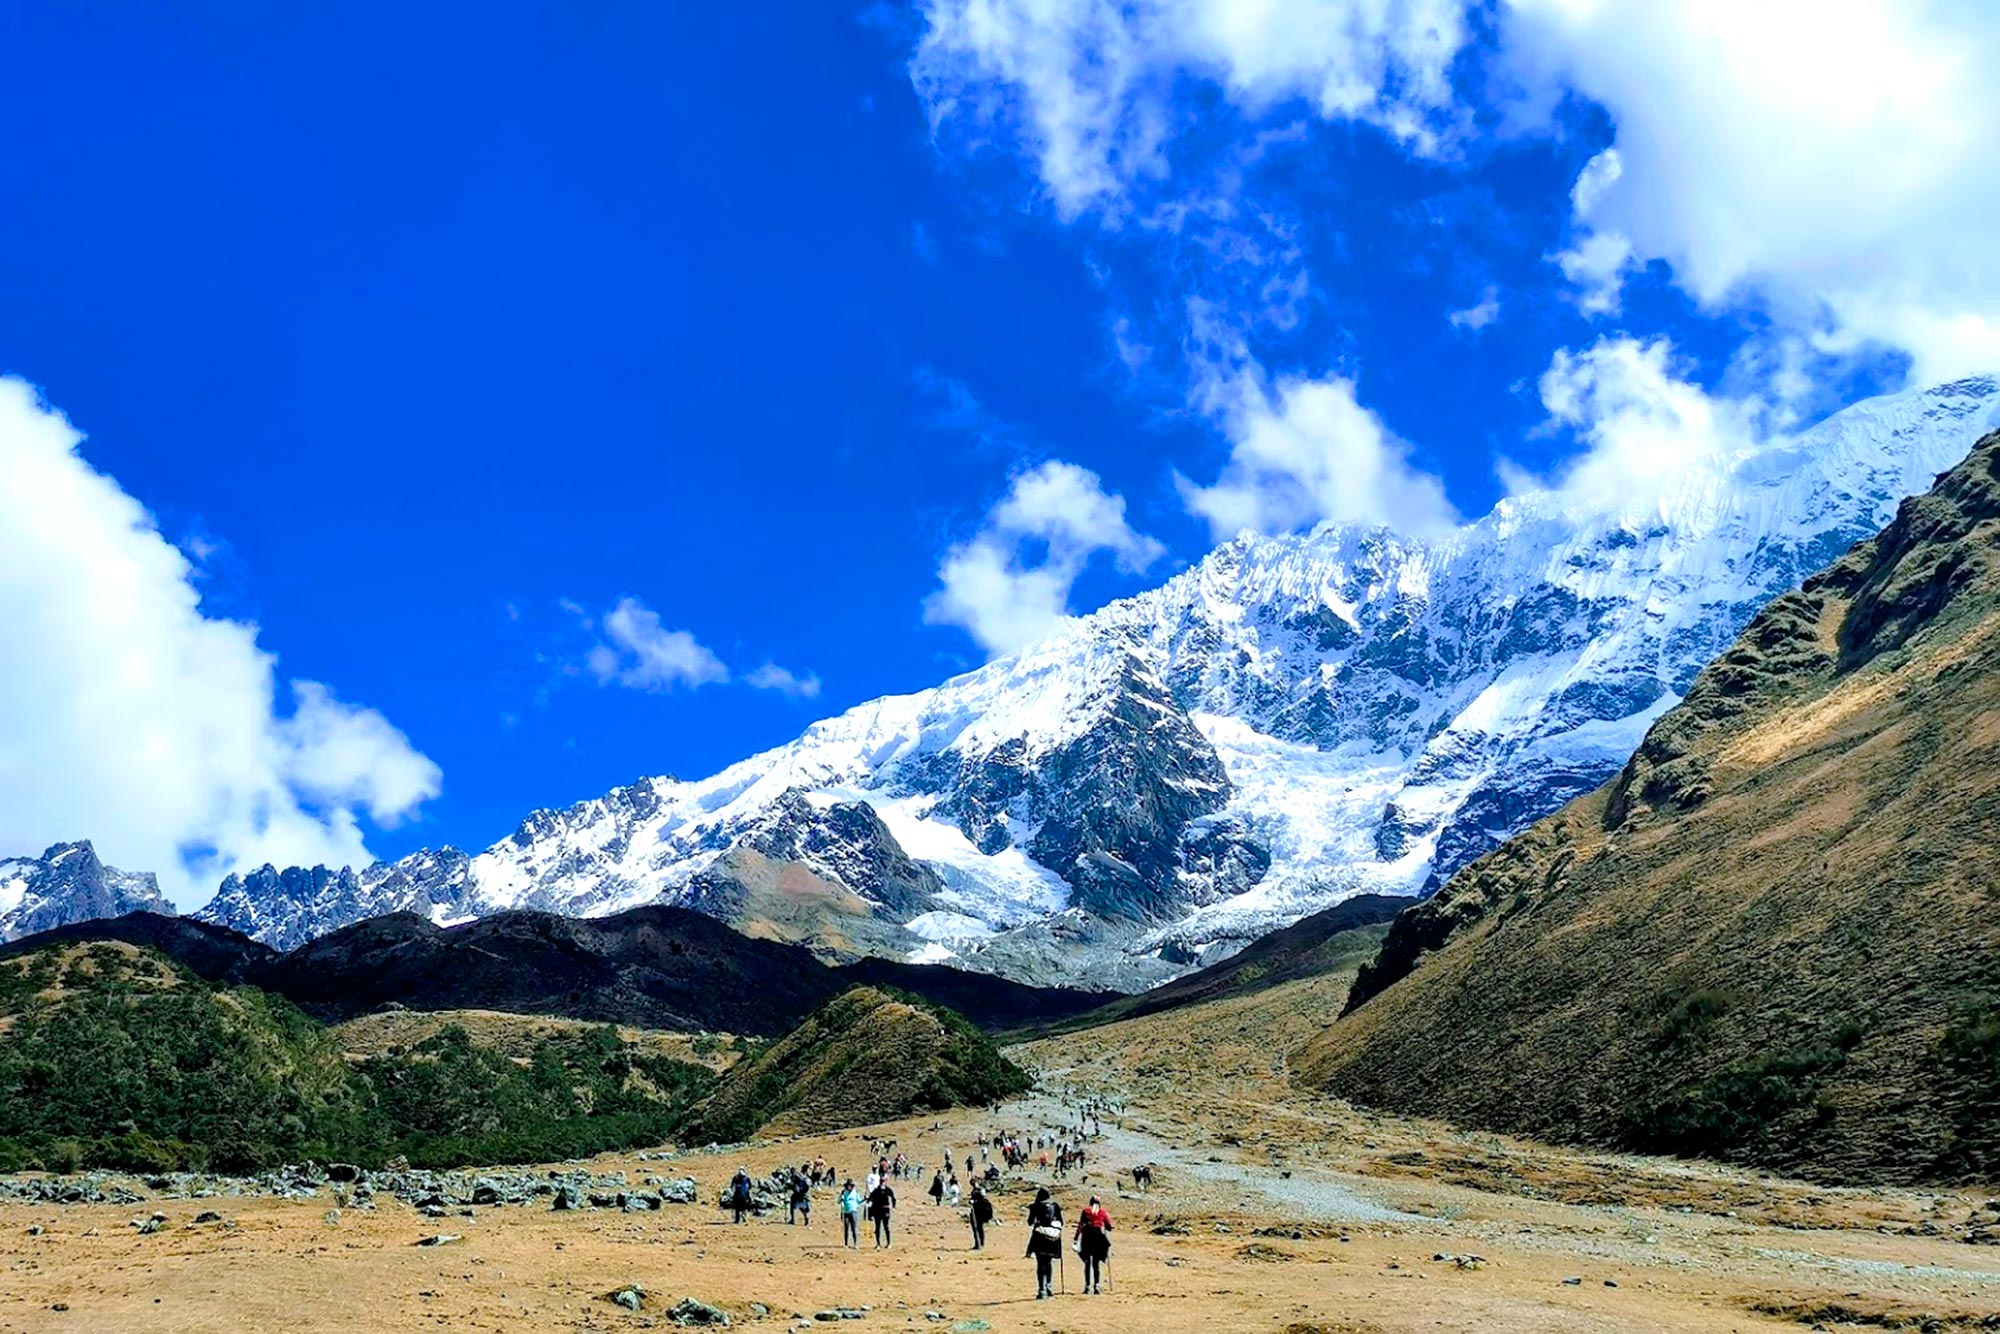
[1301,429,2000,1185]
[683,986,1029,1142]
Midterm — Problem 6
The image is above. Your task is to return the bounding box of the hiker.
[728,1167,754,1223]
[1025,1187,1064,1299]
[1075,1195,1111,1294]
[946,1174,961,1207]
[788,1169,812,1226]
[839,1178,863,1248]
[867,1175,897,1249]
[928,1170,945,1206]
[968,1183,994,1250]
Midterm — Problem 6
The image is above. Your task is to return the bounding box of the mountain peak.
[156,376,2000,986]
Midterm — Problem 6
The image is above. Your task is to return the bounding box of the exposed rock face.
[1307,425,2000,1184]
[0,842,171,941]
[176,377,2000,988]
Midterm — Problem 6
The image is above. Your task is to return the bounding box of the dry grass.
[329,1008,740,1071]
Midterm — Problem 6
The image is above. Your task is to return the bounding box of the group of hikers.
[719,1131,1116,1298]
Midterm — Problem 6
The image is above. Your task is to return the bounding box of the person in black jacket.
[867,1178,897,1249]
[1025,1187,1063,1299]
[968,1183,995,1250]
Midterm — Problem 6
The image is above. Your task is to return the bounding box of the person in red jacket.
[1075,1195,1111,1294]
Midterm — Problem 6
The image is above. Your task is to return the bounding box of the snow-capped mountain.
[190,376,2000,987]
[196,848,476,952]
[0,841,172,941]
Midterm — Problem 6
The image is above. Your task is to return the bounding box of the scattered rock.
[414,1234,462,1247]
[606,1284,647,1312]
[669,1296,732,1326]
[1236,1243,1293,1262]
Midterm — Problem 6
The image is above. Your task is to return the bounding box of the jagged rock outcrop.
[0,841,171,941]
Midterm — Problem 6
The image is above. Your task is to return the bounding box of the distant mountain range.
[1304,422,2000,1184]
[0,905,1113,1037]
[9,378,1999,989]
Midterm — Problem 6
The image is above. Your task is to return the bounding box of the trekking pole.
[1060,1247,1066,1295]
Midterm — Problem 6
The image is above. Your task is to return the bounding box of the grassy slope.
[0,941,719,1173]
[685,986,1031,1143]
[1302,431,2000,1185]
[329,1008,742,1071]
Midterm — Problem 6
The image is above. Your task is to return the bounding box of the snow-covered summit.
[0,841,172,942]
[194,376,2000,986]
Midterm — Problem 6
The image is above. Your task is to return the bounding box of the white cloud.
[1552,228,1634,316]
[1513,336,1759,509]
[926,459,1165,655]
[912,0,1472,221]
[1446,284,1500,332]
[584,597,731,691]
[744,662,823,699]
[1508,0,2000,381]
[280,681,442,825]
[1177,343,1458,539]
[0,378,441,906]
[572,598,820,701]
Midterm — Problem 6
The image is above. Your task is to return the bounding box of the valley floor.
[3,971,1998,1332]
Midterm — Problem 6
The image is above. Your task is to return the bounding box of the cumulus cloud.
[0,378,441,906]
[1509,0,2000,381]
[583,597,731,691]
[912,0,1472,221]
[926,459,1165,655]
[1510,336,1760,510]
[1178,338,1458,539]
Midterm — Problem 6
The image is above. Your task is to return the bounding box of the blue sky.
[3,2,1996,902]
